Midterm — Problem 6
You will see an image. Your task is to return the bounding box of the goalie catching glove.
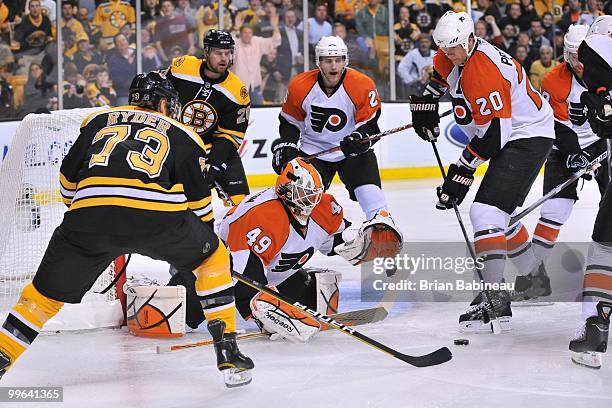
[334,209,403,265]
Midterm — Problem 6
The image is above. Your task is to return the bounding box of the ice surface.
[3,178,611,408]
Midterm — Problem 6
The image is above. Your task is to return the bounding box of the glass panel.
[231,0,304,106]
[331,0,391,100]
[393,1,441,101]
[2,0,58,119]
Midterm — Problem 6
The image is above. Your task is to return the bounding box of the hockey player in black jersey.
[166,29,251,206]
[0,72,254,387]
[568,16,612,369]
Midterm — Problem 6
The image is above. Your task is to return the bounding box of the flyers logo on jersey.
[271,247,315,273]
[181,100,217,134]
[310,106,348,133]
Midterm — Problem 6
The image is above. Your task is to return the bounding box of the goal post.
[0,108,126,331]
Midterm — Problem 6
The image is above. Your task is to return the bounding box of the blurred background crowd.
[0,0,609,119]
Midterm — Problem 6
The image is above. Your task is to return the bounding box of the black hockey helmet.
[203,29,235,50]
[203,29,235,67]
[128,71,181,119]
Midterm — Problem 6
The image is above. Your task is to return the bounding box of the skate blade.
[460,317,512,333]
[223,368,253,388]
[571,351,602,369]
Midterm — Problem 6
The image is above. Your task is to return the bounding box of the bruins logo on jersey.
[310,106,348,133]
[110,11,128,28]
[181,100,218,134]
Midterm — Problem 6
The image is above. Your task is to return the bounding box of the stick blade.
[397,346,453,367]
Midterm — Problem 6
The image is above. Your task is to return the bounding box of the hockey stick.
[156,306,389,353]
[508,149,608,227]
[430,141,502,334]
[302,109,453,161]
[232,271,452,367]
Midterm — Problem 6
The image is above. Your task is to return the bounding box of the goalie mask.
[275,158,324,226]
[128,71,181,119]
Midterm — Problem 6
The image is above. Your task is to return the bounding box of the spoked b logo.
[310,105,348,133]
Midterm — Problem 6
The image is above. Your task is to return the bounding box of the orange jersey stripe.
[226,199,290,266]
[506,225,530,251]
[461,51,512,125]
[342,69,381,124]
[541,63,572,121]
[475,235,506,254]
[281,70,319,122]
[583,273,612,292]
[310,193,343,235]
[534,223,560,242]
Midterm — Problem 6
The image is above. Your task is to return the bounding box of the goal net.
[0,108,126,331]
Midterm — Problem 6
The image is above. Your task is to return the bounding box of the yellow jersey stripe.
[59,173,77,190]
[188,196,212,209]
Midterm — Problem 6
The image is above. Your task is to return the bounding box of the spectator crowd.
[0,0,609,119]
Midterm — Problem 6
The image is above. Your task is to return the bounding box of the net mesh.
[0,108,124,330]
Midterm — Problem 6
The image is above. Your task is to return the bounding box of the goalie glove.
[334,210,403,265]
[250,288,321,342]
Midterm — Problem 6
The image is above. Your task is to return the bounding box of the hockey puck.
[454,339,469,346]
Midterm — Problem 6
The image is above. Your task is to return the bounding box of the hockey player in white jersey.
[568,15,612,369]
[170,158,401,342]
[271,36,401,247]
[508,25,610,302]
[410,11,555,332]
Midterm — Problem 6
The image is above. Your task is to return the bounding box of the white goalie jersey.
[216,188,345,285]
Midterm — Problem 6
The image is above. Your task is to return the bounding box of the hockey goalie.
[169,158,402,342]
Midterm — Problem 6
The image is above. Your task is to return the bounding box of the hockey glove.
[581,90,612,139]
[410,95,440,142]
[204,160,227,190]
[340,131,371,157]
[566,151,592,173]
[436,164,474,210]
[271,138,299,174]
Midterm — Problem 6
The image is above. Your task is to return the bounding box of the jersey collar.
[317,69,347,97]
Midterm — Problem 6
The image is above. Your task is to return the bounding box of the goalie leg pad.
[334,210,403,265]
[250,288,321,342]
[125,283,186,338]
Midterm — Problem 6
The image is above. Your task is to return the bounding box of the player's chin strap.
[334,210,403,266]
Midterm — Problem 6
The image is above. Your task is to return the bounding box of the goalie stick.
[302,109,453,161]
[156,306,389,353]
[232,271,452,367]
[508,149,608,227]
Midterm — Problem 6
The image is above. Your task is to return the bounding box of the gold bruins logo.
[240,86,248,100]
[181,100,217,135]
[110,11,128,28]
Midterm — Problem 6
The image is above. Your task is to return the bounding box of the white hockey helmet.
[433,11,475,53]
[275,158,324,226]
[315,36,349,68]
[564,24,589,67]
[587,15,612,37]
